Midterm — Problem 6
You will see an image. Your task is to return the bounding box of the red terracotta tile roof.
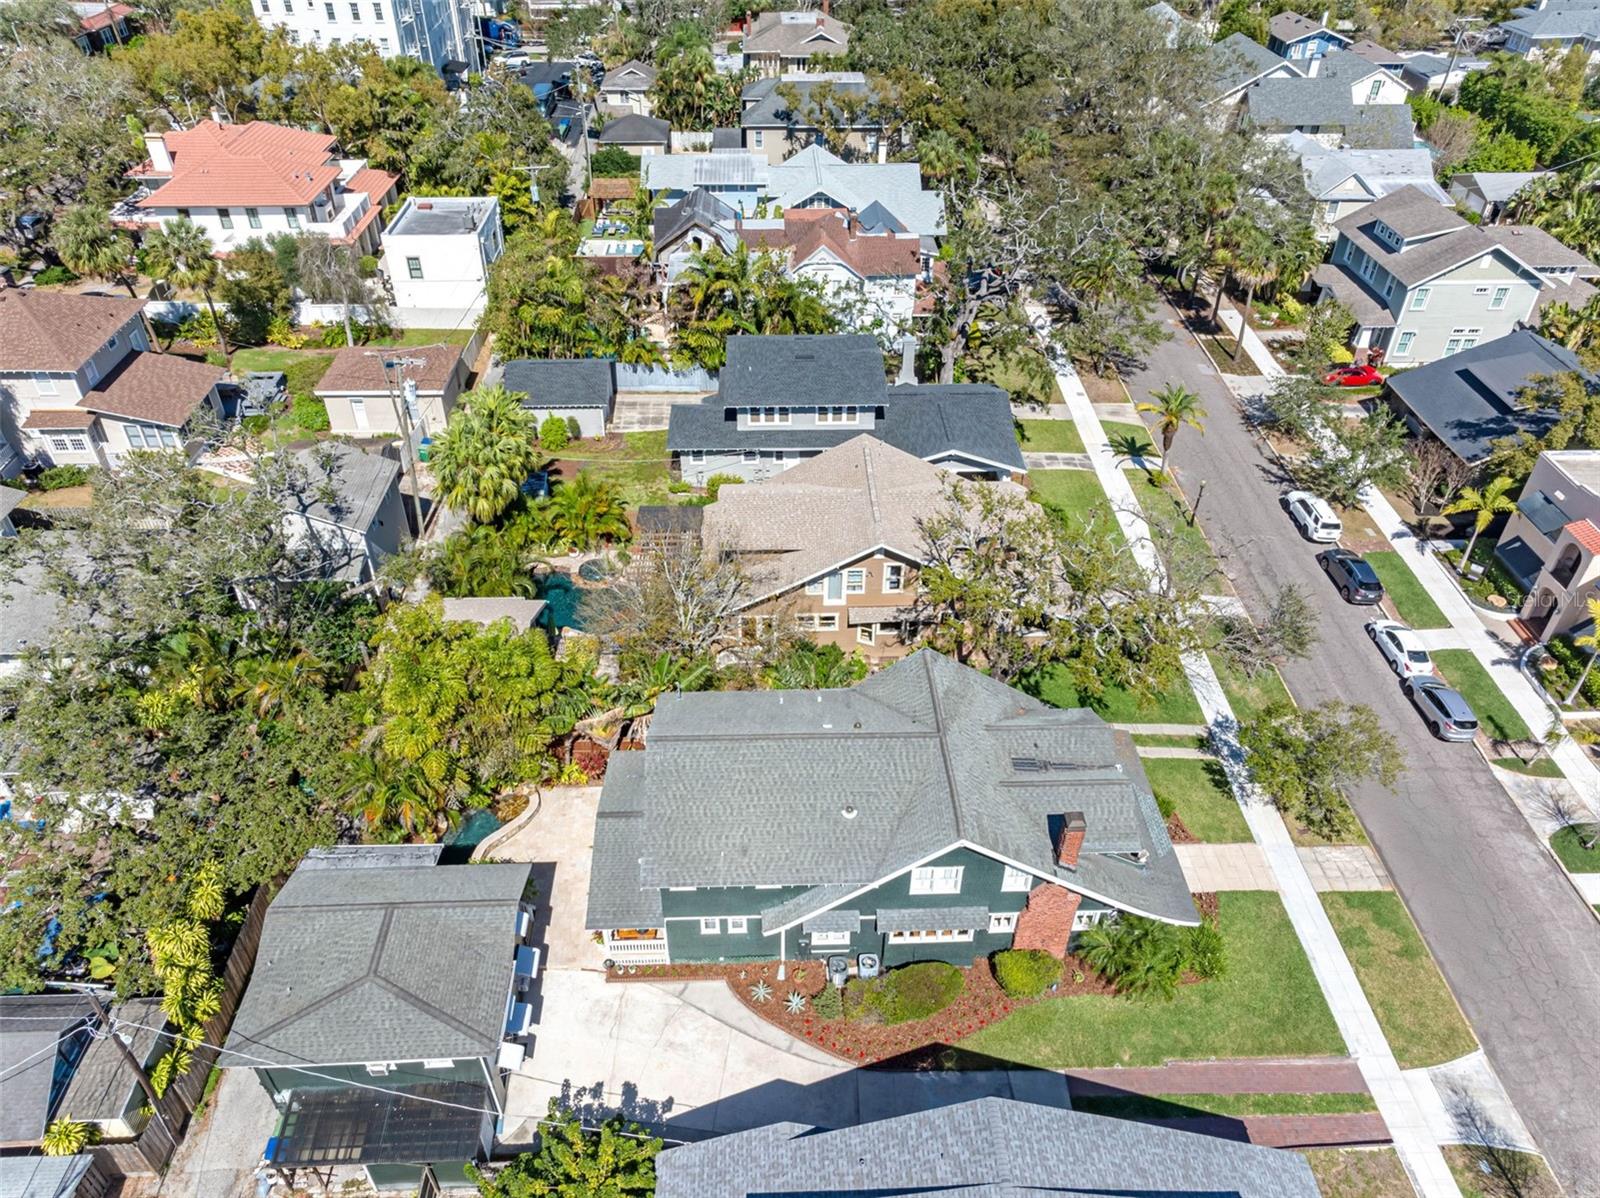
[0,289,146,372]
[22,408,97,430]
[78,351,224,427]
[133,120,344,209]
[333,200,385,247]
[347,167,398,208]
[314,343,464,396]
[78,3,133,32]
[1565,519,1600,554]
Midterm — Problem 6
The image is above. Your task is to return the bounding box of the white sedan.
[1365,619,1436,680]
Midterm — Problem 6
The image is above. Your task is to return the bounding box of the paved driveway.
[1126,295,1600,1194]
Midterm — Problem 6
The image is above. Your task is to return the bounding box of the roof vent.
[842,804,858,819]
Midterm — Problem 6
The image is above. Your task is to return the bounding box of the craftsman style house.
[0,289,225,472]
[585,651,1198,968]
[1313,186,1600,365]
[741,9,851,76]
[667,335,1026,484]
[740,74,890,164]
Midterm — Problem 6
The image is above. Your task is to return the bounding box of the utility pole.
[1441,18,1484,101]
[82,990,173,1137]
[366,352,427,544]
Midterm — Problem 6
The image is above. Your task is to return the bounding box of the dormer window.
[747,406,791,425]
[1373,221,1403,251]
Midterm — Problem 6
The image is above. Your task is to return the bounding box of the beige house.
[740,73,889,165]
[741,10,850,76]
[313,342,468,441]
[1497,450,1600,641]
[697,435,1022,661]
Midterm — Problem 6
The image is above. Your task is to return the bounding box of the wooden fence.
[90,884,273,1179]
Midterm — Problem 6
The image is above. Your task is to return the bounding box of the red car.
[1323,365,1384,387]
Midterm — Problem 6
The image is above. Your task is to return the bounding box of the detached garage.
[501,359,616,440]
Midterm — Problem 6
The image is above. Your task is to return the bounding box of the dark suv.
[1403,677,1479,742]
[1317,548,1385,605]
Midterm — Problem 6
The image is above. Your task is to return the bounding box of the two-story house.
[116,120,399,256]
[585,650,1198,969]
[1493,449,1600,640]
[740,73,890,165]
[1206,33,1305,125]
[249,0,480,74]
[690,436,1024,659]
[666,334,1026,484]
[1286,132,1451,238]
[741,9,851,75]
[1311,186,1599,365]
[0,290,225,472]
[1266,11,1351,66]
[379,196,503,322]
[220,846,536,1193]
[1499,0,1600,60]
[598,59,658,115]
[1241,50,1414,149]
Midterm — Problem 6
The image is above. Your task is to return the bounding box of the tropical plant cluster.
[1076,915,1227,1002]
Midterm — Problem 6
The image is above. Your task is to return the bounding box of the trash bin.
[418,436,433,463]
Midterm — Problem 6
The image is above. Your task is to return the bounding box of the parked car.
[1318,548,1385,605]
[1323,365,1383,387]
[1365,619,1435,679]
[1403,676,1479,742]
[1283,490,1343,543]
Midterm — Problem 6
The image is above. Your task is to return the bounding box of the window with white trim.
[126,422,180,449]
[34,373,57,395]
[48,434,89,453]
[407,256,423,279]
[286,208,300,230]
[1001,865,1032,892]
[1393,331,1416,357]
[753,130,765,148]
[699,917,721,934]
[727,916,748,934]
[245,207,262,229]
[809,930,850,946]
[1490,286,1510,310]
[887,929,974,943]
[857,624,875,645]
[747,406,791,425]
[688,449,705,463]
[883,563,904,593]
[844,569,866,594]
[796,613,838,630]
[805,578,824,595]
[988,912,1017,933]
[816,405,859,424]
[1366,78,1382,102]
[85,360,99,386]
[1072,909,1106,931]
[218,208,234,229]
[105,334,119,353]
[1409,286,1431,311]
[909,865,963,895]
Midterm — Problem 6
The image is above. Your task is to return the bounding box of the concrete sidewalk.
[1176,843,1393,892]
[1041,319,1461,1198]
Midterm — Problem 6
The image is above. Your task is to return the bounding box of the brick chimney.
[821,0,830,16]
[1056,812,1087,868]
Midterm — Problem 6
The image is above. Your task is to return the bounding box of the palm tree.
[547,471,630,551]
[143,218,229,359]
[916,130,969,186]
[680,244,764,321]
[52,206,139,297]
[1565,596,1600,704]
[1443,475,1517,574]
[1230,237,1280,357]
[616,182,664,256]
[429,386,541,525]
[1136,383,1207,456]
[341,752,447,842]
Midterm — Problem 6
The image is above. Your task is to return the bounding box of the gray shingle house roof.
[1452,170,1550,204]
[1208,32,1298,96]
[285,443,400,535]
[0,994,95,1144]
[668,335,1027,473]
[1245,71,1415,149]
[600,59,656,91]
[501,358,617,409]
[740,73,880,131]
[222,852,530,1068]
[597,113,671,146]
[585,651,1198,933]
[1386,329,1588,462]
[1331,186,1545,290]
[1268,10,1347,44]
[653,188,740,254]
[655,1097,1323,1198]
[0,1154,96,1198]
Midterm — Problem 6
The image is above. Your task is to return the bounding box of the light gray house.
[501,358,616,439]
[655,1098,1322,1198]
[595,113,672,157]
[1399,51,1489,96]
[597,59,657,115]
[1312,185,1599,365]
[1241,49,1414,149]
[281,442,406,582]
[1450,171,1552,224]
[667,334,1026,484]
[585,650,1196,969]
[1287,132,1450,238]
[1205,32,1303,123]
[1499,0,1600,60]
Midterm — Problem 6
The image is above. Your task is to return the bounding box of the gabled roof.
[0,1154,96,1198]
[0,993,95,1143]
[584,651,1197,927]
[1483,223,1600,274]
[742,10,851,56]
[1244,69,1414,148]
[283,442,400,534]
[1288,134,1450,205]
[1333,186,1549,287]
[78,350,224,428]
[740,211,922,278]
[501,357,617,408]
[596,113,672,146]
[767,144,946,237]
[1501,7,1600,38]
[133,119,344,209]
[0,289,144,372]
[600,59,657,90]
[1347,36,1402,64]
[653,187,740,254]
[314,343,463,396]
[656,1098,1321,1198]
[222,851,531,1068]
[1268,10,1349,44]
[1208,32,1301,98]
[740,73,881,131]
[702,436,1022,602]
[1452,170,1550,203]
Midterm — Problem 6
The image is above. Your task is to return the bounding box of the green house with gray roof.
[586,651,1197,969]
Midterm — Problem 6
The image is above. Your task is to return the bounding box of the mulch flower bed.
[1192,891,1220,922]
[606,955,1117,1064]
[1166,813,1198,845]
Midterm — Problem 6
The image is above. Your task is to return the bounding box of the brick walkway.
[1143,1114,1389,1149]
[1066,1057,1366,1097]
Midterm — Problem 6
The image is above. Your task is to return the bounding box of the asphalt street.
[1123,296,1600,1195]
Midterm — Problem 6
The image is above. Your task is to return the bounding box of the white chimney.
[895,334,918,385]
[143,131,172,174]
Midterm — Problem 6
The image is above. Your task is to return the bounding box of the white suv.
[1284,490,1343,543]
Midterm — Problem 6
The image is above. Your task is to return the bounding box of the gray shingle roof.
[1331,186,1541,289]
[1268,10,1346,44]
[596,114,671,145]
[1208,33,1297,97]
[58,997,167,1124]
[283,442,400,535]
[1502,7,1600,38]
[877,906,989,932]
[585,651,1197,932]
[501,358,617,410]
[0,1154,95,1198]
[587,754,665,928]
[1289,134,1449,204]
[1483,223,1600,273]
[740,74,880,131]
[600,59,656,91]
[654,188,740,254]
[742,10,851,57]
[222,853,531,1068]
[0,554,62,661]
[1386,329,1587,462]
[766,145,945,238]
[0,486,24,521]
[655,1097,1323,1198]
[0,994,95,1144]
[801,908,861,933]
[1452,170,1550,204]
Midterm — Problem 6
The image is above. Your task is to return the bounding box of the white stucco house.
[380,196,503,323]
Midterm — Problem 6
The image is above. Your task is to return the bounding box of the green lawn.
[1320,892,1477,1069]
[962,892,1346,1067]
[1492,755,1564,779]
[1210,654,1292,723]
[369,327,477,347]
[1017,419,1085,455]
[230,347,336,399]
[1133,483,1228,595]
[1027,663,1204,725]
[1071,1091,1376,1119]
[1550,825,1600,872]
[559,430,668,461]
[1364,550,1449,630]
[1145,757,1249,843]
[1029,469,1119,540]
[1102,420,1156,459]
[1431,650,1533,743]
[547,430,674,506]
[1303,1147,1412,1198]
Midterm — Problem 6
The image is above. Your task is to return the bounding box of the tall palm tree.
[1565,596,1600,704]
[430,385,541,525]
[53,206,139,297]
[1443,475,1517,573]
[680,244,764,321]
[617,182,664,256]
[1230,238,1280,357]
[1136,383,1207,456]
[143,218,229,359]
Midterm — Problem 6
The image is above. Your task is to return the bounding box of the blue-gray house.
[1267,10,1351,63]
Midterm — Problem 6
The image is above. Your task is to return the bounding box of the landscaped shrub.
[36,465,91,491]
[566,416,582,441]
[290,392,331,433]
[1276,295,1305,324]
[267,315,308,348]
[993,949,1062,998]
[33,265,79,287]
[812,982,844,1020]
[873,962,964,1023]
[704,473,743,502]
[1183,920,1228,980]
[1077,916,1191,1002]
[539,414,571,452]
